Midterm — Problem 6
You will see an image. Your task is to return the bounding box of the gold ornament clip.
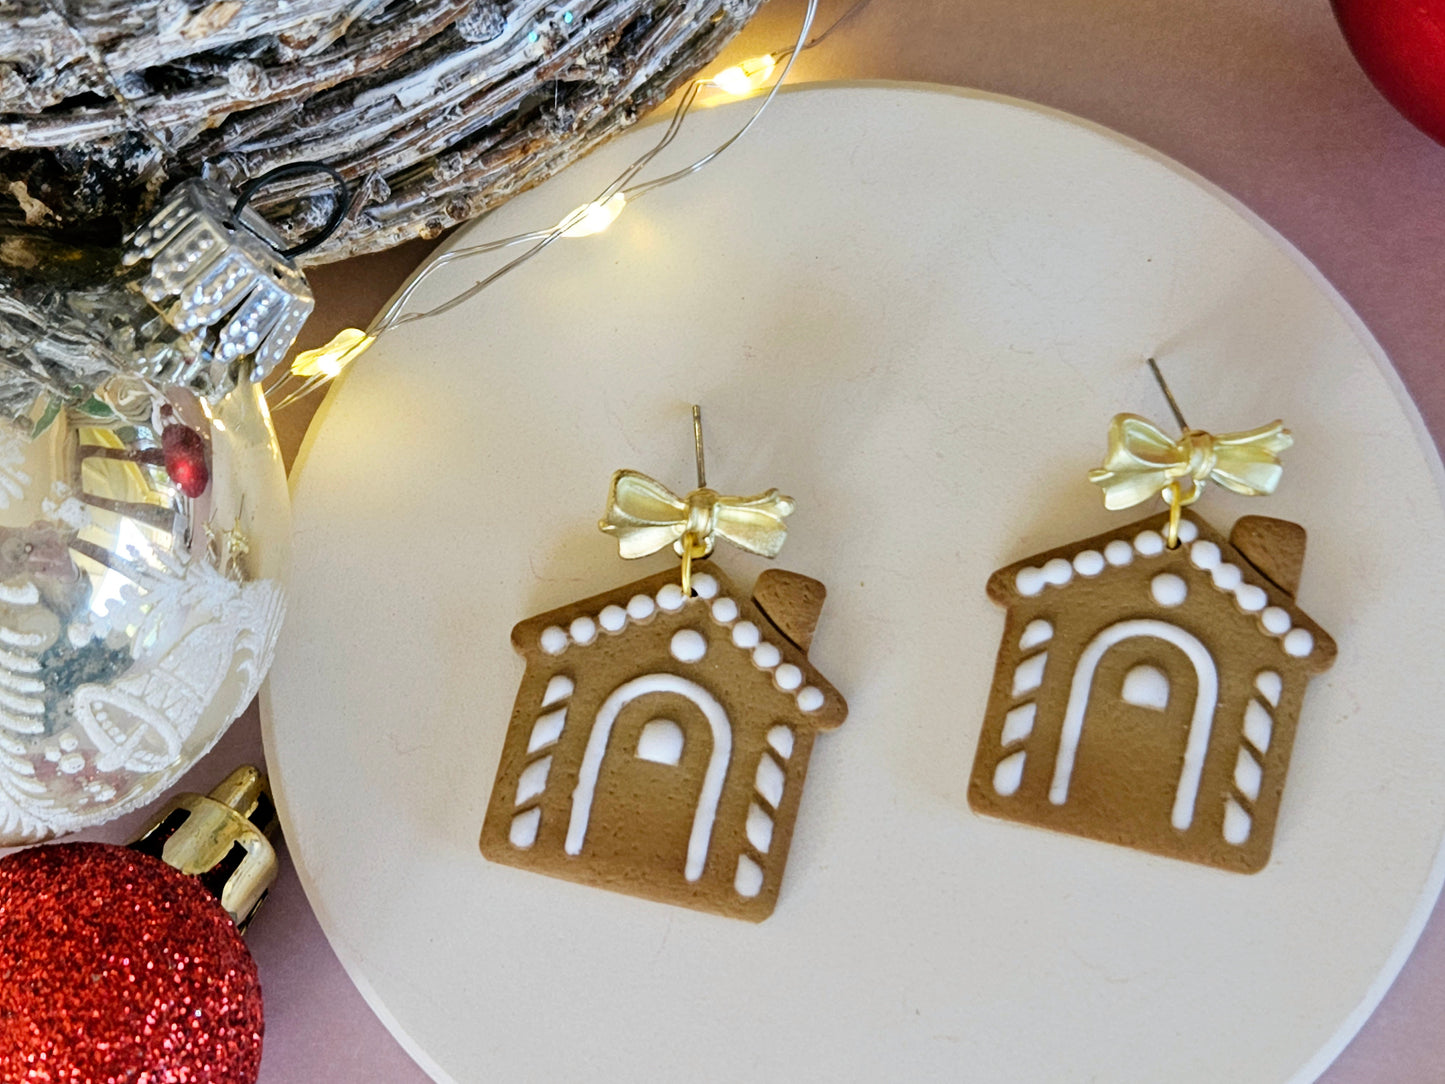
[599,407,795,594]
[1088,361,1293,548]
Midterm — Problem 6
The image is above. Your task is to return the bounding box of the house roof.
[986,508,1336,672]
[511,564,847,730]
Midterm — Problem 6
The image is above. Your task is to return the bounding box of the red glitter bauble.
[0,842,262,1083]
[162,422,211,499]
[1334,0,1445,146]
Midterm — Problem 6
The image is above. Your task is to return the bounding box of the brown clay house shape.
[968,509,1335,872]
[480,563,846,921]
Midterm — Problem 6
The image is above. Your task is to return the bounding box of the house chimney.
[1229,516,1307,598]
[753,569,827,653]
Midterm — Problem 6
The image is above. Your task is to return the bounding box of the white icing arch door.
[565,673,733,883]
[1051,619,1220,830]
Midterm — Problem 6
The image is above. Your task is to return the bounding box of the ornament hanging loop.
[231,162,350,259]
[680,530,709,596]
[1163,479,1203,549]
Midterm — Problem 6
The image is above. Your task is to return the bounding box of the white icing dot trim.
[1005,523,1321,657]
[1283,628,1314,658]
[796,687,824,712]
[1235,584,1267,613]
[1190,541,1221,571]
[1134,530,1165,556]
[774,663,803,691]
[1211,563,1242,590]
[534,578,829,711]
[1261,606,1290,634]
[670,628,707,662]
[1150,573,1186,607]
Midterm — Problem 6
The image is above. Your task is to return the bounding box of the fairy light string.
[266,0,853,410]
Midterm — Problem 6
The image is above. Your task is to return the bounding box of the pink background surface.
[21,1,1445,1079]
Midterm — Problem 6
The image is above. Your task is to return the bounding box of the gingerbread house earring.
[967,361,1335,872]
[479,408,847,921]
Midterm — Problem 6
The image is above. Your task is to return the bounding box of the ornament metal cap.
[128,765,280,930]
[124,178,316,389]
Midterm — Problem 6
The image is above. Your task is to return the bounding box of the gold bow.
[1088,413,1292,510]
[599,470,795,559]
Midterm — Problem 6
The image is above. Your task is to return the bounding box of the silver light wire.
[266,0,834,410]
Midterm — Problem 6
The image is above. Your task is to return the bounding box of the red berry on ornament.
[163,420,211,498]
[1334,0,1445,145]
[0,767,278,1083]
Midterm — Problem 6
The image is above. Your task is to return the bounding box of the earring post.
[1146,358,1189,432]
[692,404,707,488]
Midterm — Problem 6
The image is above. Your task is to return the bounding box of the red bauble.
[1334,0,1445,145]
[0,842,262,1083]
[162,422,211,498]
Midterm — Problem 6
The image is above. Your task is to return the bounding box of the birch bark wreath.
[0,0,763,263]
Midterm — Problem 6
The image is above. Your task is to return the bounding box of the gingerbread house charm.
[480,564,846,920]
[968,509,1335,872]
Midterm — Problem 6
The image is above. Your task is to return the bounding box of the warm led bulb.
[709,54,776,96]
[291,327,375,379]
[558,193,627,237]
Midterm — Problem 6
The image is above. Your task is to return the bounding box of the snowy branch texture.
[0,0,762,263]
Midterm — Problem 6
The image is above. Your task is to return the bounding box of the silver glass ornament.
[0,185,301,844]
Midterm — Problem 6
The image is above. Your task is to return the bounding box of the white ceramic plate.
[263,84,1445,1082]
